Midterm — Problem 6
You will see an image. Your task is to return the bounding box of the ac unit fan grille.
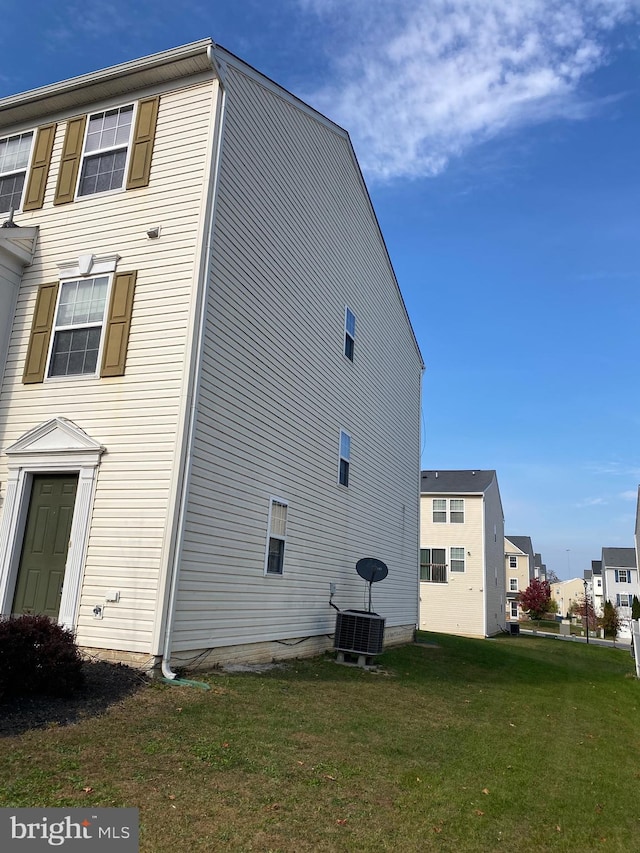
[334,610,385,655]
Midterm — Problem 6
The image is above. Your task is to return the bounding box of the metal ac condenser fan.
[331,558,388,658]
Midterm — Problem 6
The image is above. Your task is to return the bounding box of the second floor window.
[344,307,356,361]
[509,555,517,569]
[339,430,351,487]
[450,547,465,572]
[509,578,518,592]
[49,276,110,377]
[78,105,134,197]
[450,499,464,523]
[0,131,33,214]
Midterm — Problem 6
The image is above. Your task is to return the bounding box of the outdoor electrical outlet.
[92,604,104,619]
[330,582,337,596]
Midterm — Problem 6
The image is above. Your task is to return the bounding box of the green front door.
[12,474,78,619]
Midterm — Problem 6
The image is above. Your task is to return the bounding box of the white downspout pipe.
[161,46,227,684]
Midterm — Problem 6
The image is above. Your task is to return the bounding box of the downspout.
[160,45,227,687]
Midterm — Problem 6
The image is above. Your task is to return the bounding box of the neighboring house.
[550,578,585,619]
[419,470,506,637]
[504,535,535,622]
[0,41,424,672]
[534,552,547,581]
[589,560,604,615]
[601,547,639,638]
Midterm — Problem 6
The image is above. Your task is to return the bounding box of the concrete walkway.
[519,628,631,651]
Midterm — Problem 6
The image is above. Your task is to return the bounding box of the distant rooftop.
[506,536,534,555]
[420,470,496,494]
[591,560,602,575]
[601,548,636,569]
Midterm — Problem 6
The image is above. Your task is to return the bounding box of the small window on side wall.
[339,429,351,486]
[265,498,288,575]
[344,307,355,361]
[450,547,465,572]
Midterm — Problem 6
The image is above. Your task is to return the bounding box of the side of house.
[504,536,534,621]
[164,48,425,667]
[601,547,638,638]
[419,470,505,638]
[0,41,424,670]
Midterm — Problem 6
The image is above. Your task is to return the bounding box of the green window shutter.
[23,282,59,384]
[53,115,86,205]
[100,271,137,377]
[23,123,56,211]
[126,96,159,190]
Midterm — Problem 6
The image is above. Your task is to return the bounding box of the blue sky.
[2,0,639,579]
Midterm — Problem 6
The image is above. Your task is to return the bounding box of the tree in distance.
[518,578,551,623]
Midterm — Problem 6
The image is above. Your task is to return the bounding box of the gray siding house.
[0,40,424,673]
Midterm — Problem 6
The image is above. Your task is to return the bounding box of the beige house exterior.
[550,578,585,618]
[0,41,424,673]
[504,536,535,621]
[419,470,505,637]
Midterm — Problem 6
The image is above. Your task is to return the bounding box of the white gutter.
[160,45,227,681]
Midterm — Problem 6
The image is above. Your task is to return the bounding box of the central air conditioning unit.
[334,609,385,655]
[331,557,388,660]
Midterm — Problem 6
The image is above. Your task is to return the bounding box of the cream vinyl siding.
[482,478,505,636]
[0,258,23,394]
[419,494,485,636]
[0,79,218,653]
[174,61,422,652]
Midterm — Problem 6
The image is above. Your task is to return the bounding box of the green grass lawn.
[1,633,639,852]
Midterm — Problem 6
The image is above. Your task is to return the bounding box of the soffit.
[0,40,215,129]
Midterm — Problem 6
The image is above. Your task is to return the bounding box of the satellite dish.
[356,558,388,584]
[356,558,388,612]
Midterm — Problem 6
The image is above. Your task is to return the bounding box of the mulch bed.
[0,660,148,737]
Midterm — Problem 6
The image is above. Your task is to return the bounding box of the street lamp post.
[583,578,590,645]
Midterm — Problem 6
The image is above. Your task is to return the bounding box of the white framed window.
[450,547,465,573]
[596,578,602,588]
[344,306,356,361]
[510,601,519,619]
[509,578,518,592]
[0,131,34,214]
[616,593,632,608]
[265,497,288,575]
[432,498,446,523]
[338,430,351,487]
[450,498,464,523]
[616,569,629,583]
[420,548,446,583]
[77,104,135,197]
[48,275,111,378]
[509,555,517,569]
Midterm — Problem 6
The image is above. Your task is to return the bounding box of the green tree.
[518,579,551,622]
[632,595,640,621]
[601,600,621,639]
[546,597,559,615]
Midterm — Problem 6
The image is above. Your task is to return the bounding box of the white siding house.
[419,470,506,637]
[0,41,424,672]
[601,547,638,640]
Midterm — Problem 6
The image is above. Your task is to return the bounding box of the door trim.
[0,418,104,629]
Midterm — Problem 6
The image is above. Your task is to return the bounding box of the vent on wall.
[334,609,385,656]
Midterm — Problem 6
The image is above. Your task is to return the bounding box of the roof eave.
[0,39,216,128]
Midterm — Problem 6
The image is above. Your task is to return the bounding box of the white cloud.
[300,0,640,181]
[576,496,607,507]
[619,489,639,501]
